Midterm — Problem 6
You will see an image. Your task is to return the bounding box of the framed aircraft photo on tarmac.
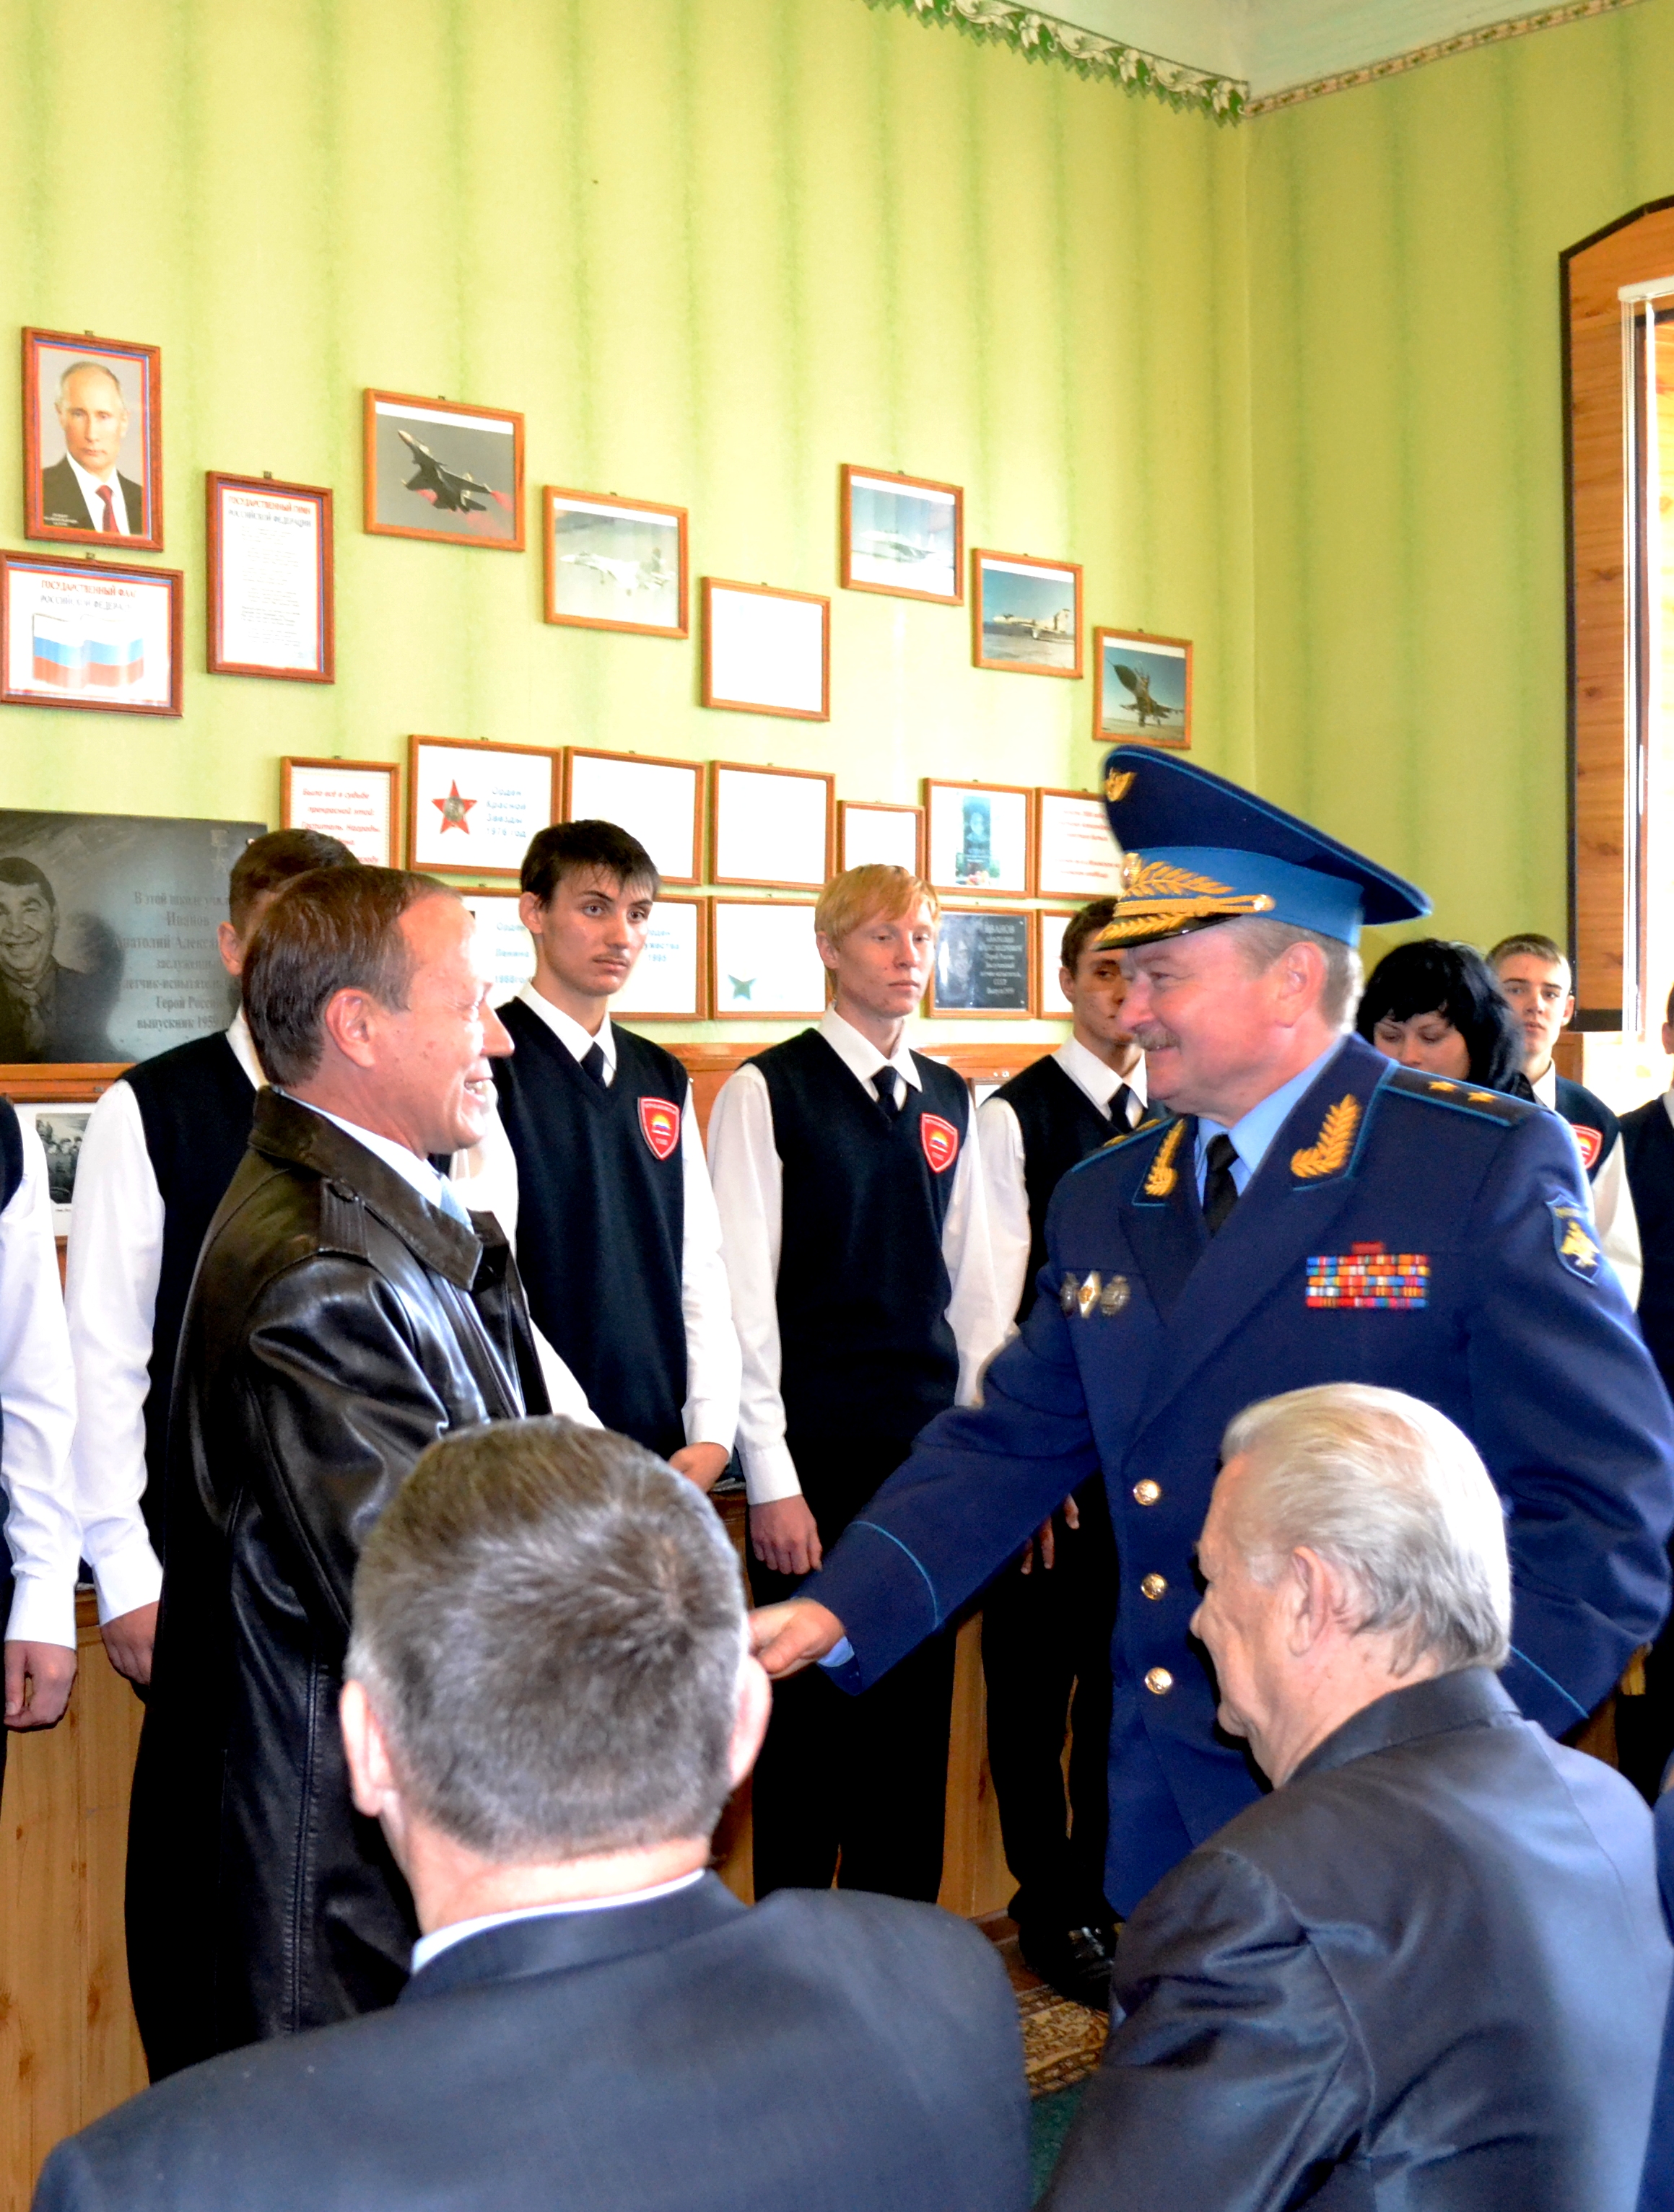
[24,327,163,551]
[1094,626,1191,747]
[972,550,1083,678]
[364,391,525,550]
[544,489,688,637]
[840,465,962,603]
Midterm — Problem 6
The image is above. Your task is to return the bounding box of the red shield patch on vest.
[639,1097,681,1161]
[920,1114,959,1174]
[1570,1122,1603,1171]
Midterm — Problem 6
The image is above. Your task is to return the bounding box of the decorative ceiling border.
[862,0,1247,119]
[1246,0,1648,114]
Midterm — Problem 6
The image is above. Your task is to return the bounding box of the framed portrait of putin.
[23,328,162,551]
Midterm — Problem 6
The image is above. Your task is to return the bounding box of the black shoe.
[1019,1923,1116,2011]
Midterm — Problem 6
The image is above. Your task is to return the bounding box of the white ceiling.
[1056,0,1605,95]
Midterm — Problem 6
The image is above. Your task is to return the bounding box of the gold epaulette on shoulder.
[1382,1067,1534,1125]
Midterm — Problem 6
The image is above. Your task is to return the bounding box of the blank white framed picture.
[702,579,829,720]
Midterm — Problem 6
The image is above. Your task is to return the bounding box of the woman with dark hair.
[1356,938,1534,1097]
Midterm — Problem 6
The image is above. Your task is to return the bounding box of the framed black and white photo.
[408,737,559,878]
[544,488,687,637]
[365,390,524,550]
[840,465,962,603]
[564,749,702,886]
[923,780,1032,897]
[702,580,829,721]
[710,899,827,1019]
[24,328,162,551]
[1,551,182,716]
[1094,626,1191,746]
[1034,787,1122,900]
[710,762,834,891]
[208,474,334,681]
[26,1103,91,1233]
[972,549,1083,678]
[614,897,707,1020]
[839,800,924,876]
[282,758,399,867]
[458,891,537,1004]
[928,907,1034,1018]
[1037,910,1077,1018]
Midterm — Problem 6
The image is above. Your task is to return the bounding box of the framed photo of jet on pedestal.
[1094,626,1191,747]
[972,549,1082,678]
[544,489,688,637]
[840,465,962,603]
[364,391,525,551]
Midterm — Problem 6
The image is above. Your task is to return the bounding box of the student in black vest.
[457,821,738,1485]
[64,829,359,1692]
[707,865,1004,1902]
[975,898,1142,2006]
[1490,932,1642,1306]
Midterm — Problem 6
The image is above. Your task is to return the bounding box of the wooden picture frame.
[614,896,709,1020]
[701,578,830,721]
[544,487,688,637]
[972,548,1084,679]
[24,328,162,551]
[838,799,925,876]
[1034,787,1123,900]
[364,390,525,551]
[1094,626,1191,748]
[282,757,400,866]
[928,906,1035,1018]
[25,1101,95,1233]
[407,735,559,878]
[710,761,835,891]
[1037,909,1078,1018]
[457,890,536,1004]
[1,551,182,715]
[840,463,962,604]
[562,748,703,886]
[208,474,334,681]
[709,898,827,1019]
[923,779,1033,898]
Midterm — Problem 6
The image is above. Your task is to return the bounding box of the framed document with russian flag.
[0,551,182,714]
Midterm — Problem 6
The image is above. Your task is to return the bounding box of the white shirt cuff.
[6,1571,77,1649]
[741,1439,802,1505]
[684,1403,738,1453]
[83,1529,164,1622]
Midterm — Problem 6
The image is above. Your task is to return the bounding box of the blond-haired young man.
[707,866,1002,1904]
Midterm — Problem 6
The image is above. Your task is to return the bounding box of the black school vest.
[492,1000,688,1459]
[124,1032,258,1556]
[993,1054,1120,1326]
[1553,1075,1620,1184]
[1623,1096,1674,1392]
[754,1028,968,1459]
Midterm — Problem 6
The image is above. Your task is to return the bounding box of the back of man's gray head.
[1219,1384,1511,1674]
[346,1418,747,1862]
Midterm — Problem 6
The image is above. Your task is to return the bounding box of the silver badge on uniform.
[1060,1271,1128,1319]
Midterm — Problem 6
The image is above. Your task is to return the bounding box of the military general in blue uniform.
[751,750,1674,1915]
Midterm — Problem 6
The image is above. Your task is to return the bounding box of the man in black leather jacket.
[125,866,547,2080]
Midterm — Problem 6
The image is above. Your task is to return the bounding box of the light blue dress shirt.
[1193,1041,1345,1202]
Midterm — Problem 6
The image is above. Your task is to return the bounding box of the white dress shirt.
[706,1009,1004,1506]
[3,1116,82,1647]
[451,988,739,1452]
[1533,1063,1642,1308]
[410,1868,706,1975]
[64,452,131,533]
[977,1038,1148,1349]
[66,1013,263,1624]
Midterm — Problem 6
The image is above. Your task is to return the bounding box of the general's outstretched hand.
[749,1599,845,1679]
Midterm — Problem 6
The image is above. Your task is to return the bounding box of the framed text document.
[208,474,334,681]
[710,762,834,890]
[614,898,707,1020]
[458,892,537,1003]
[564,749,702,886]
[408,736,559,878]
[839,800,924,875]
[1035,788,1122,899]
[282,757,398,865]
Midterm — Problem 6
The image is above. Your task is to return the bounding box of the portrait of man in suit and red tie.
[24,330,160,550]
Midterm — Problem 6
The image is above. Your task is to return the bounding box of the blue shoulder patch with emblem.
[1380,1067,1536,1127]
[1546,1193,1603,1281]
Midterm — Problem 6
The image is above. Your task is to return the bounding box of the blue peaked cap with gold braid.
[1097,746,1430,950]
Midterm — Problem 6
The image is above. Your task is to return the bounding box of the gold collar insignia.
[1291,1095,1361,1181]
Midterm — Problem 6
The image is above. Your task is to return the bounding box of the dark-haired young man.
[66,829,359,1692]
[457,821,737,1485]
[973,899,1143,2006]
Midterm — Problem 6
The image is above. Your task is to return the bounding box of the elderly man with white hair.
[1045,1383,1672,2212]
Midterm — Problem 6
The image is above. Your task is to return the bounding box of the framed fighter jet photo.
[363,390,525,550]
[1094,626,1191,747]
[407,736,559,877]
[840,465,962,603]
[24,327,163,551]
[923,779,1032,897]
[544,489,688,637]
[972,550,1083,678]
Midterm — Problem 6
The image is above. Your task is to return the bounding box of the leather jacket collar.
[250,1088,481,1289]
[1289,1666,1520,1788]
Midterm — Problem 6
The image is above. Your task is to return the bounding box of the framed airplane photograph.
[923,779,1032,897]
[24,327,162,551]
[1094,626,1192,746]
[972,549,1083,678]
[282,757,399,866]
[710,761,834,891]
[407,736,559,877]
[364,390,525,550]
[839,799,924,876]
[563,748,702,886]
[1,551,182,715]
[209,475,334,681]
[701,579,829,721]
[928,907,1034,1018]
[544,488,688,637]
[614,896,707,1020]
[710,899,827,1019]
[1034,787,1122,900]
[840,465,962,603]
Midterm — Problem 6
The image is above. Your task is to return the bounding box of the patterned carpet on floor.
[1019,1983,1107,2198]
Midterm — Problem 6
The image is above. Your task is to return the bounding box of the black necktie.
[580,1042,609,1089]
[1202,1133,1240,1234]
[1112,1082,1137,1129]
[873,1070,902,1121]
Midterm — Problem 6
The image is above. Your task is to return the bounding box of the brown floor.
[977,1911,1045,1994]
